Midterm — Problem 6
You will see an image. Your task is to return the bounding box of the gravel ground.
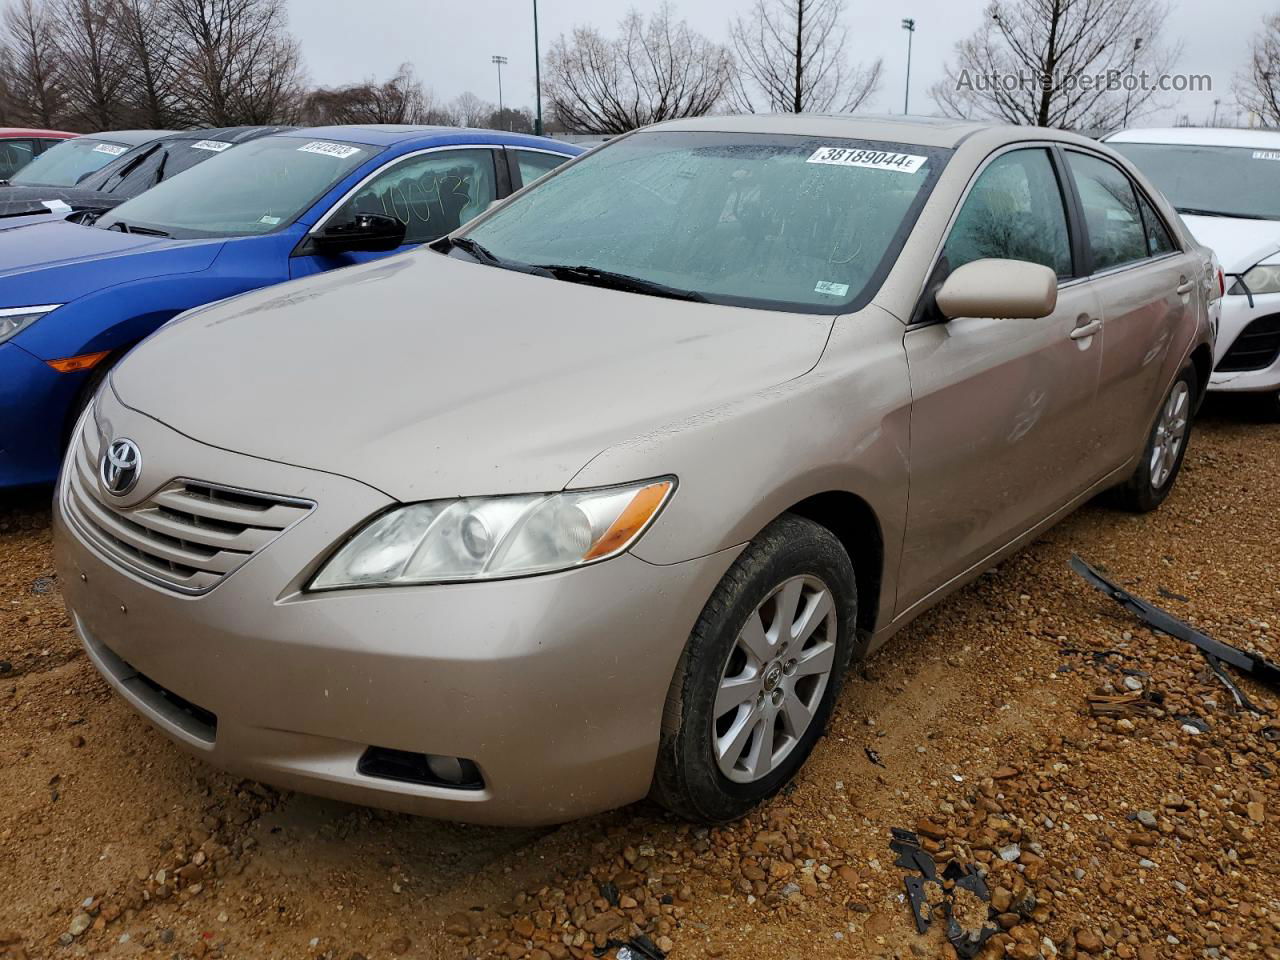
[0,400,1276,960]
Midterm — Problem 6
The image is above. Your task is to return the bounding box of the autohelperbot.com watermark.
[954,69,1213,94]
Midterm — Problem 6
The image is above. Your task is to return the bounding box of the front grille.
[63,423,313,594]
[1217,314,1280,372]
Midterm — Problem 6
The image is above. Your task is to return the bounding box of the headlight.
[310,479,675,590]
[0,304,60,345]
[1232,263,1280,295]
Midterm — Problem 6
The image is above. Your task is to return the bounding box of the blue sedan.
[0,125,581,488]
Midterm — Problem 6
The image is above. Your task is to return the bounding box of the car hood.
[1180,214,1280,272]
[0,220,222,305]
[0,185,118,221]
[112,252,835,501]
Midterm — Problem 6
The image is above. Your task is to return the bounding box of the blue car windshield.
[98,137,379,239]
[461,131,950,313]
[9,138,131,187]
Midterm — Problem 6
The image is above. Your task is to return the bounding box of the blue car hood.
[0,221,223,306]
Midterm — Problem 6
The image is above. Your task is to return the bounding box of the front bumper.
[1208,292,1280,393]
[0,340,87,488]
[55,392,735,825]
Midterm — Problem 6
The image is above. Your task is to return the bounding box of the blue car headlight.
[0,304,60,345]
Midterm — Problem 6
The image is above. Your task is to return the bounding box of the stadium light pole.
[492,55,508,117]
[533,0,544,136]
[901,19,916,115]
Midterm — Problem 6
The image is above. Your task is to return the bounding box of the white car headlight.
[0,304,60,345]
[310,479,675,590]
[1233,263,1280,296]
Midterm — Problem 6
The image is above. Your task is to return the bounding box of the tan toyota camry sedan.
[54,116,1217,826]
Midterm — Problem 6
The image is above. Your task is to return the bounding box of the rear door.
[1061,149,1195,466]
[290,146,506,279]
[899,146,1105,611]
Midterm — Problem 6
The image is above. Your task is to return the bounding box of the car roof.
[0,127,77,138]
[163,125,297,144]
[278,124,579,151]
[1106,126,1280,148]
[644,113,1093,149]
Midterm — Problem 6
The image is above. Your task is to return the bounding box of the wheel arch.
[778,490,885,644]
[1189,342,1212,410]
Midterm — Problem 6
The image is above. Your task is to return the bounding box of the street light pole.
[901,18,916,114]
[492,55,508,118]
[1122,37,1142,128]
[533,0,543,136]
[1212,98,1221,126]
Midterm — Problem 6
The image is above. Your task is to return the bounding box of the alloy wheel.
[712,575,837,784]
[1150,381,1190,490]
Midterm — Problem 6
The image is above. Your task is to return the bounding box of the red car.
[0,127,77,182]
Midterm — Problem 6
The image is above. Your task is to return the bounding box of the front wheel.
[1113,367,1195,513]
[650,514,856,823]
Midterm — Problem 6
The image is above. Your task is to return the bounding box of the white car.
[1106,127,1279,416]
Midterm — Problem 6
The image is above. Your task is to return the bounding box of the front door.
[290,147,503,279]
[898,146,1105,612]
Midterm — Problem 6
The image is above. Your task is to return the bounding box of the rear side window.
[1066,151,1148,272]
[513,149,569,188]
[0,139,35,180]
[1137,193,1175,256]
[329,148,498,244]
[943,148,1073,278]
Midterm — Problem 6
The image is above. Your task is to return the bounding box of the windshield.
[84,137,236,198]
[9,137,130,186]
[460,131,949,313]
[1109,141,1280,220]
[99,136,378,239]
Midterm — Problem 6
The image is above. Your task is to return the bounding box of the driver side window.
[328,148,498,245]
[943,148,1074,278]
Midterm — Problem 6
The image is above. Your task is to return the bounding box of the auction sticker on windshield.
[298,142,363,160]
[806,147,926,173]
[192,140,233,152]
[93,143,128,156]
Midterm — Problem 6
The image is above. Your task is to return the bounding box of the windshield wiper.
[534,264,708,302]
[1176,206,1280,221]
[151,148,169,186]
[107,220,171,237]
[432,235,553,277]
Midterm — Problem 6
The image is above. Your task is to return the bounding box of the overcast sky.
[289,0,1269,128]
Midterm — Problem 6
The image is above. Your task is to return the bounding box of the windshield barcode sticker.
[298,141,363,160]
[92,143,128,156]
[192,140,232,152]
[807,147,926,173]
[815,281,850,297]
[1253,150,1280,161]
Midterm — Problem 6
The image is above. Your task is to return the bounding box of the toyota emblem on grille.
[100,438,142,497]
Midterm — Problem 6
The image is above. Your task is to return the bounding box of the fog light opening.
[357,746,484,791]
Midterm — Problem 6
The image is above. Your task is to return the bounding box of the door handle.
[1069,318,1103,340]
[1176,277,1195,295]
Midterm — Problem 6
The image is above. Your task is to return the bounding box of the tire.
[650,514,857,823]
[1113,366,1196,513]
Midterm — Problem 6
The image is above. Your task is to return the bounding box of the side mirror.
[935,258,1058,320]
[311,213,406,255]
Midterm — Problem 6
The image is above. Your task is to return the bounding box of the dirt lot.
[1,401,1277,960]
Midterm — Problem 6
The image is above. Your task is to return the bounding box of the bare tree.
[1234,13,1280,127]
[5,0,64,127]
[304,64,429,125]
[115,0,181,127]
[450,90,491,127]
[728,0,881,114]
[163,0,305,125]
[55,0,131,129]
[932,0,1179,131]
[544,4,732,134]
